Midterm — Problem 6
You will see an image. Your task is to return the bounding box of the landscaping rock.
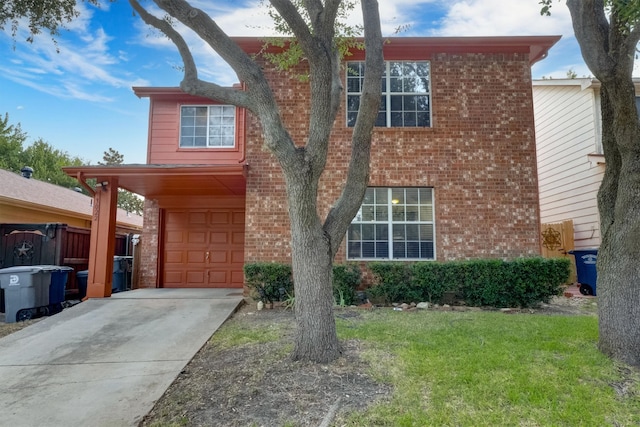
[416,302,430,309]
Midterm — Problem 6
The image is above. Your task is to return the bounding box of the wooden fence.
[540,220,576,283]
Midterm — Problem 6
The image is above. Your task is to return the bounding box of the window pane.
[419,188,433,202]
[193,136,206,147]
[393,242,406,258]
[347,95,360,112]
[347,77,360,93]
[406,224,419,240]
[392,205,404,221]
[405,205,419,221]
[362,224,375,240]
[376,242,389,258]
[406,188,419,203]
[390,77,402,92]
[348,112,358,127]
[348,242,361,258]
[421,242,434,259]
[375,205,388,221]
[391,188,404,204]
[375,224,388,240]
[392,224,405,240]
[180,136,193,147]
[362,242,375,258]
[375,113,386,127]
[420,224,434,240]
[391,95,402,111]
[419,205,433,221]
[403,112,416,127]
[417,112,430,127]
[362,205,375,221]
[390,112,403,127]
[407,242,420,258]
[375,188,388,204]
[348,224,361,239]
[363,188,375,204]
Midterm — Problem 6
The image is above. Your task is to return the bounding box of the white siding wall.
[533,80,604,249]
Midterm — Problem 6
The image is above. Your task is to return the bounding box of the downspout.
[75,172,96,197]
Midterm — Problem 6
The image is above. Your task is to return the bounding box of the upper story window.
[347,187,435,261]
[347,61,431,128]
[180,105,235,148]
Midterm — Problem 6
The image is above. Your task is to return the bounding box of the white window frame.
[346,187,436,261]
[179,105,236,148]
[346,61,432,128]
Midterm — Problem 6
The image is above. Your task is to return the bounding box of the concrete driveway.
[0,288,243,427]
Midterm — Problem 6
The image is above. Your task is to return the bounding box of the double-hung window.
[347,188,435,260]
[347,61,431,128]
[180,105,236,148]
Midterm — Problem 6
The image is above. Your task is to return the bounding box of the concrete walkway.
[0,288,244,427]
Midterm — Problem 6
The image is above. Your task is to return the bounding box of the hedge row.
[243,262,361,306]
[244,258,570,309]
[368,258,570,308]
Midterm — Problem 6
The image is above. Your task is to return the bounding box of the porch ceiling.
[63,164,247,198]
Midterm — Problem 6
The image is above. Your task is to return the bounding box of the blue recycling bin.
[76,270,88,300]
[112,256,132,293]
[569,249,598,296]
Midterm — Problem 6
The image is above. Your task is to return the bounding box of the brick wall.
[245,52,541,264]
[139,198,160,287]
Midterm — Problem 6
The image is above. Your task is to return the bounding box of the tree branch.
[148,0,297,160]
[324,0,383,256]
[566,0,616,80]
[130,0,250,107]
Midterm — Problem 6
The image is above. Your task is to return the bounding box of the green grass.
[336,310,640,426]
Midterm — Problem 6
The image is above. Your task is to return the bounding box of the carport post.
[86,177,119,298]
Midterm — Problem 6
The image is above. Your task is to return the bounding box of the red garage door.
[162,209,245,288]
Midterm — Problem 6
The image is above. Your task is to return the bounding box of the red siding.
[147,98,246,165]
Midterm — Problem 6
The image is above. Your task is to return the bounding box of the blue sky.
[0,0,594,165]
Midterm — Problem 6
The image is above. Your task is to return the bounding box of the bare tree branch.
[324,0,384,255]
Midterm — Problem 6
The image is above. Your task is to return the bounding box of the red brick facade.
[244,51,541,265]
[138,37,555,288]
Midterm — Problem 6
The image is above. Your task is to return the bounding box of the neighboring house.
[532,78,615,249]
[65,36,559,296]
[0,168,143,233]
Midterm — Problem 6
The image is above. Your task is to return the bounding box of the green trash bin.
[0,265,57,323]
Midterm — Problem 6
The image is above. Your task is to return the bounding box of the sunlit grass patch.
[337,310,640,426]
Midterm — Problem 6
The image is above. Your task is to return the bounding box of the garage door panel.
[188,231,206,244]
[187,251,206,263]
[186,271,206,284]
[210,251,227,264]
[209,212,229,224]
[166,231,184,243]
[165,251,183,264]
[164,271,183,285]
[210,232,229,244]
[232,232,244,244]
[208,271,228,284]
[163,207,245,289]
[189,212,207,224]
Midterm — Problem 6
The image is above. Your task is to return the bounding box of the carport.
[63,164,247,298]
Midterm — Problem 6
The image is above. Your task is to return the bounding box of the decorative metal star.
[14,241,34,259]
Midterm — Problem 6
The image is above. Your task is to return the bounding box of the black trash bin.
[112,256,132,293]
[569,249,598,296]
[76,270,88,300]
[49,266,73,314]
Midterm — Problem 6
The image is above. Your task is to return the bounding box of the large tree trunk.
[567,0,640,367]
[596,80,640,367]
[286,173,340,362]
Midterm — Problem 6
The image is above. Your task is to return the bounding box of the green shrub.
[332,264,362,306]
[368,262,419,304]
[367,258,570,308]
[244,262,293,303]
[411,262,463,303]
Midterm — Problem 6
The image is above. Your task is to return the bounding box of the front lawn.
[337,309,639,426]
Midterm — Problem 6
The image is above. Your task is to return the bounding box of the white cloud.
[433,0,573,37]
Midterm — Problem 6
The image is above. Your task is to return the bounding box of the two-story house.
[65,36,559,297]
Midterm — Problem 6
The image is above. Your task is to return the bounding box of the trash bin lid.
[0,265,72,274]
